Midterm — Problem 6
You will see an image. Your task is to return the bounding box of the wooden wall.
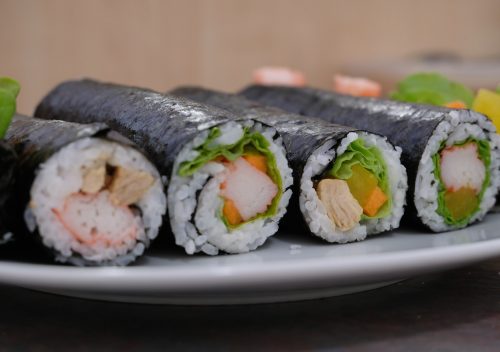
[2,0,500,113]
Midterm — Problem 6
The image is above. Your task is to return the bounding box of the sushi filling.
[433,139,490,226]
[28,137,166,265]
[169,121,292,255]
[315,138,391,231]
[178,124,282,228]
[300,131,407,243]
[414,112,499,232]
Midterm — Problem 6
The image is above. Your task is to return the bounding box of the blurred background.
[2,0,500,114]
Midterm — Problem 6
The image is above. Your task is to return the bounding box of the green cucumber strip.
[433,138,491,226]
[329,138,392,219]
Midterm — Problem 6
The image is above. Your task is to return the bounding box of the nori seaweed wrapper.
[0,140,16,244]
[3,115,120,262]
[34,79,256,179]
[240,85,494,228]
[170,86,360,231]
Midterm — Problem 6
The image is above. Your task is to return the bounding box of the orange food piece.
[223,198,243,226]
[445,100,467,109]
[253,67,306,87]
[243,154,267,174]
[363,186,388,217]
[333,74,382,98]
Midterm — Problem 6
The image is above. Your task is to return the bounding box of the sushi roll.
[0,77,19,244]
[5,115,167,265]
[35,80,292,255]
[0,140,16,244]
[171,87,408,243]
[240,85,500,231]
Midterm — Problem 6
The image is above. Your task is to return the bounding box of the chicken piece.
[317,178,363,231]
[108,167,155,206]
[81,160,106,194]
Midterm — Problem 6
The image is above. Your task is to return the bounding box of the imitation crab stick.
[52,191,138,247]
[221,156,278,225]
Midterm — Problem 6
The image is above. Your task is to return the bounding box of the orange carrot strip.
[363,186,388,217]
[223,199,243,226]
[243,154,268,174]
[444,101,467,109]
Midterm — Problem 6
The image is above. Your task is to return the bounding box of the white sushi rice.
[27,137,166,266]
[414,110,500,232]
[168,120,293,255]
[300,132,407,243]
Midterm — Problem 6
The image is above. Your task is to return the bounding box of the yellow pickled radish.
[472,89,500,132]
[444,187,479,222]
[345,164,378,208]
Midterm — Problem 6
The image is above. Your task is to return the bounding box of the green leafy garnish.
[496,84,500,94]
[390,73,474,108]
[0,77,20,139]
[329,139,392,219]
[179,126,282,229]
[433,139,490,226]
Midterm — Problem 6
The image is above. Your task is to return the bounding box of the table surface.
[0,257,499,351]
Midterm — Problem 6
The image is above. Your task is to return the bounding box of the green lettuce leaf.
[390,73,474,108]
[0,77,20,139]
[433,139,490,226]
[329,139,392,219]
[179,126,282,229]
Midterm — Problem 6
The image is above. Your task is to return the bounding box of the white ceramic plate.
[1,213,500,305]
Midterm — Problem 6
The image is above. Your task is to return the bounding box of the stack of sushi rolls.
[5,115,167,266]
[35,80,293,255]
[171,87,408,243]
[241,85,500,231]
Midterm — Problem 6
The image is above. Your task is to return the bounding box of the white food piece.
[53,191,137,246]
[221,157,278,221]
[440,142,485,193]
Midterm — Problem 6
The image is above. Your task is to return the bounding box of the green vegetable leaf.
[329,139,392,219]
[496,84,500,94]
[0,77,20,139]
[178,126,283,229]
[433,138,490,226]
[390,73,474,108]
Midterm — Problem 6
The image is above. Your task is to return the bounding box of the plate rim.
[0,231,499,292]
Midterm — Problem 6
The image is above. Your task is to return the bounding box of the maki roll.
[171,87,407,243]
[241,85,500,231]
[0,141,16,244]
[35,80,292,255]
[0,77,20,244]
[5,115,166,265]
